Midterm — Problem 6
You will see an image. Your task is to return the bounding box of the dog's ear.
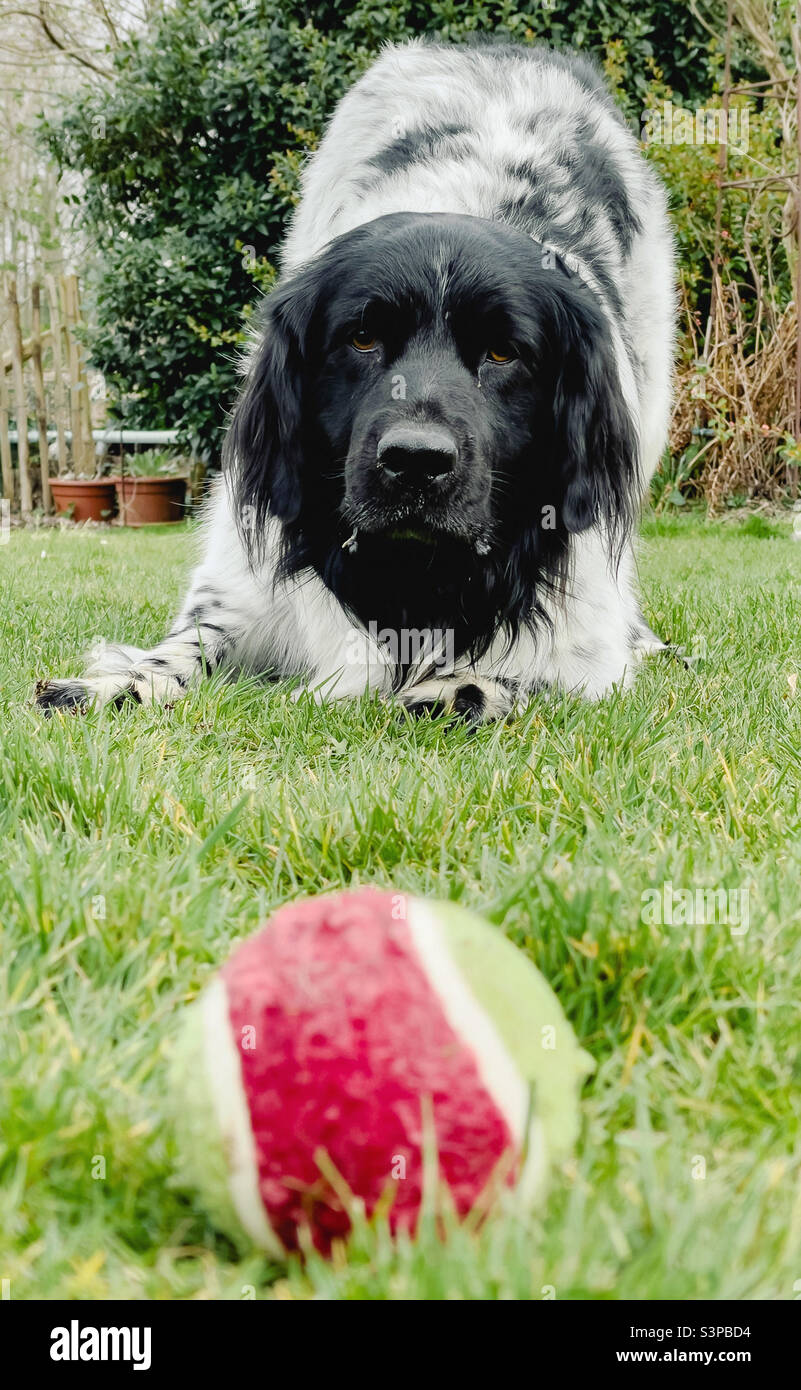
[224,268,320,552]
[550,288,639,543]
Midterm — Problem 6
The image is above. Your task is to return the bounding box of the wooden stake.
[71,277,95,475]
[31,282,53,513]
[0,349,13,502]
[794,0,801,497]
[5,275,33,514]
[62,273,87,474]
[44,274,68,476]
[708,0,733,350]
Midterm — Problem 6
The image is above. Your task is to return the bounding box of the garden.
[0,0,799,1306]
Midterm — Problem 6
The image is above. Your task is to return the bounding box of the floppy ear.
[551,292,639,543]
[224,273,317,551]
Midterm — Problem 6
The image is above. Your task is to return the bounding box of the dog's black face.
[312,222,545,551]
[227,212,637,661]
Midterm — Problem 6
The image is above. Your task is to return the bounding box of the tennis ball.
[171,888,591,1255]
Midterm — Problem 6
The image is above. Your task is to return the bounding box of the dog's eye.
[486,343,516,364]
[351,329,378,352]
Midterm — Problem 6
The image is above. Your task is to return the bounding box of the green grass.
[1,513,800,1300]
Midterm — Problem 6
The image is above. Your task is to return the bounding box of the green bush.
[643,96,791,351]
[44,0,733,458]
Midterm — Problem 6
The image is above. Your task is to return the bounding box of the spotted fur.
[35,41,674,724]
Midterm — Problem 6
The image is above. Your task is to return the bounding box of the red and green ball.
[171,888,591,1255]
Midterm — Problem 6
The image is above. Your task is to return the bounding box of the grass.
[1,512,800,1300]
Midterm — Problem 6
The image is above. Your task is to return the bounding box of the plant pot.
[111,475,187,526]
[50,478,117,523]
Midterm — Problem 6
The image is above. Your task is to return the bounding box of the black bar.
[2,1298,794,1377]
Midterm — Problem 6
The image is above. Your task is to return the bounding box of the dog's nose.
[376,425,458,480]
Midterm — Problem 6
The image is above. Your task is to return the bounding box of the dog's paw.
[397,675,514,724]
[629,613,668,659]
[34,678,90,714]
[34,668,187,714]
[121,670,188,707]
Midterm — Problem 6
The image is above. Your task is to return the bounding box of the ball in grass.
[171,888,592,1255]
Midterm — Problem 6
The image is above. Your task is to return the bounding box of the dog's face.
[227,212,638,650]
[311,217,555,550]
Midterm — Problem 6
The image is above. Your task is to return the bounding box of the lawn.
[1,512,800,1300]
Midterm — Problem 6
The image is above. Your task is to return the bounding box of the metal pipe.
[7,428,181,445]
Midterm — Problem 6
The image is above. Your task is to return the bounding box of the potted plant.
[50,436,117,523]
[50,473,117,523]
[110,449,189,526]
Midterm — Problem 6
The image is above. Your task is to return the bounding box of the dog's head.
[225,212,639,651]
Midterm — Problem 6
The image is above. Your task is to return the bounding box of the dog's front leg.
[291,621,395,704]
[32,556,259,718]
[33,606,239,714]
[397,671,519,724]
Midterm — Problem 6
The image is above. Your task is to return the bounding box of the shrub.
[44,0,736,459]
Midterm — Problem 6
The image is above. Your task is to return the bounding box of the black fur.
[225,211,638,666]
[34,679,88,714]
[366,123,472,180]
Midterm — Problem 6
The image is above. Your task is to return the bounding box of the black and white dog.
[37,41,675,723]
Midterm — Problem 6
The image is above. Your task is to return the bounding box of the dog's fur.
[36,41,675,723]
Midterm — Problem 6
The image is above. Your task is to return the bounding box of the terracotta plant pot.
[50,478,117,523]
[111,475,187,526]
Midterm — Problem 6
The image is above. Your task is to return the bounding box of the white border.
[406,899,547,1201]
[201,976,284,1257]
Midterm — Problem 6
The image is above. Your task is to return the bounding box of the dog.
[36,40,675,724]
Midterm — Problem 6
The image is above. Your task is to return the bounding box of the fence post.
[62,274,86,474]
[75,279,95,475]
[0,347,13,502]
[31,281,53,513]
[5,275,33,514]
[794,2,801,497]
[64,274,94,475]
[44,274,69,476]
